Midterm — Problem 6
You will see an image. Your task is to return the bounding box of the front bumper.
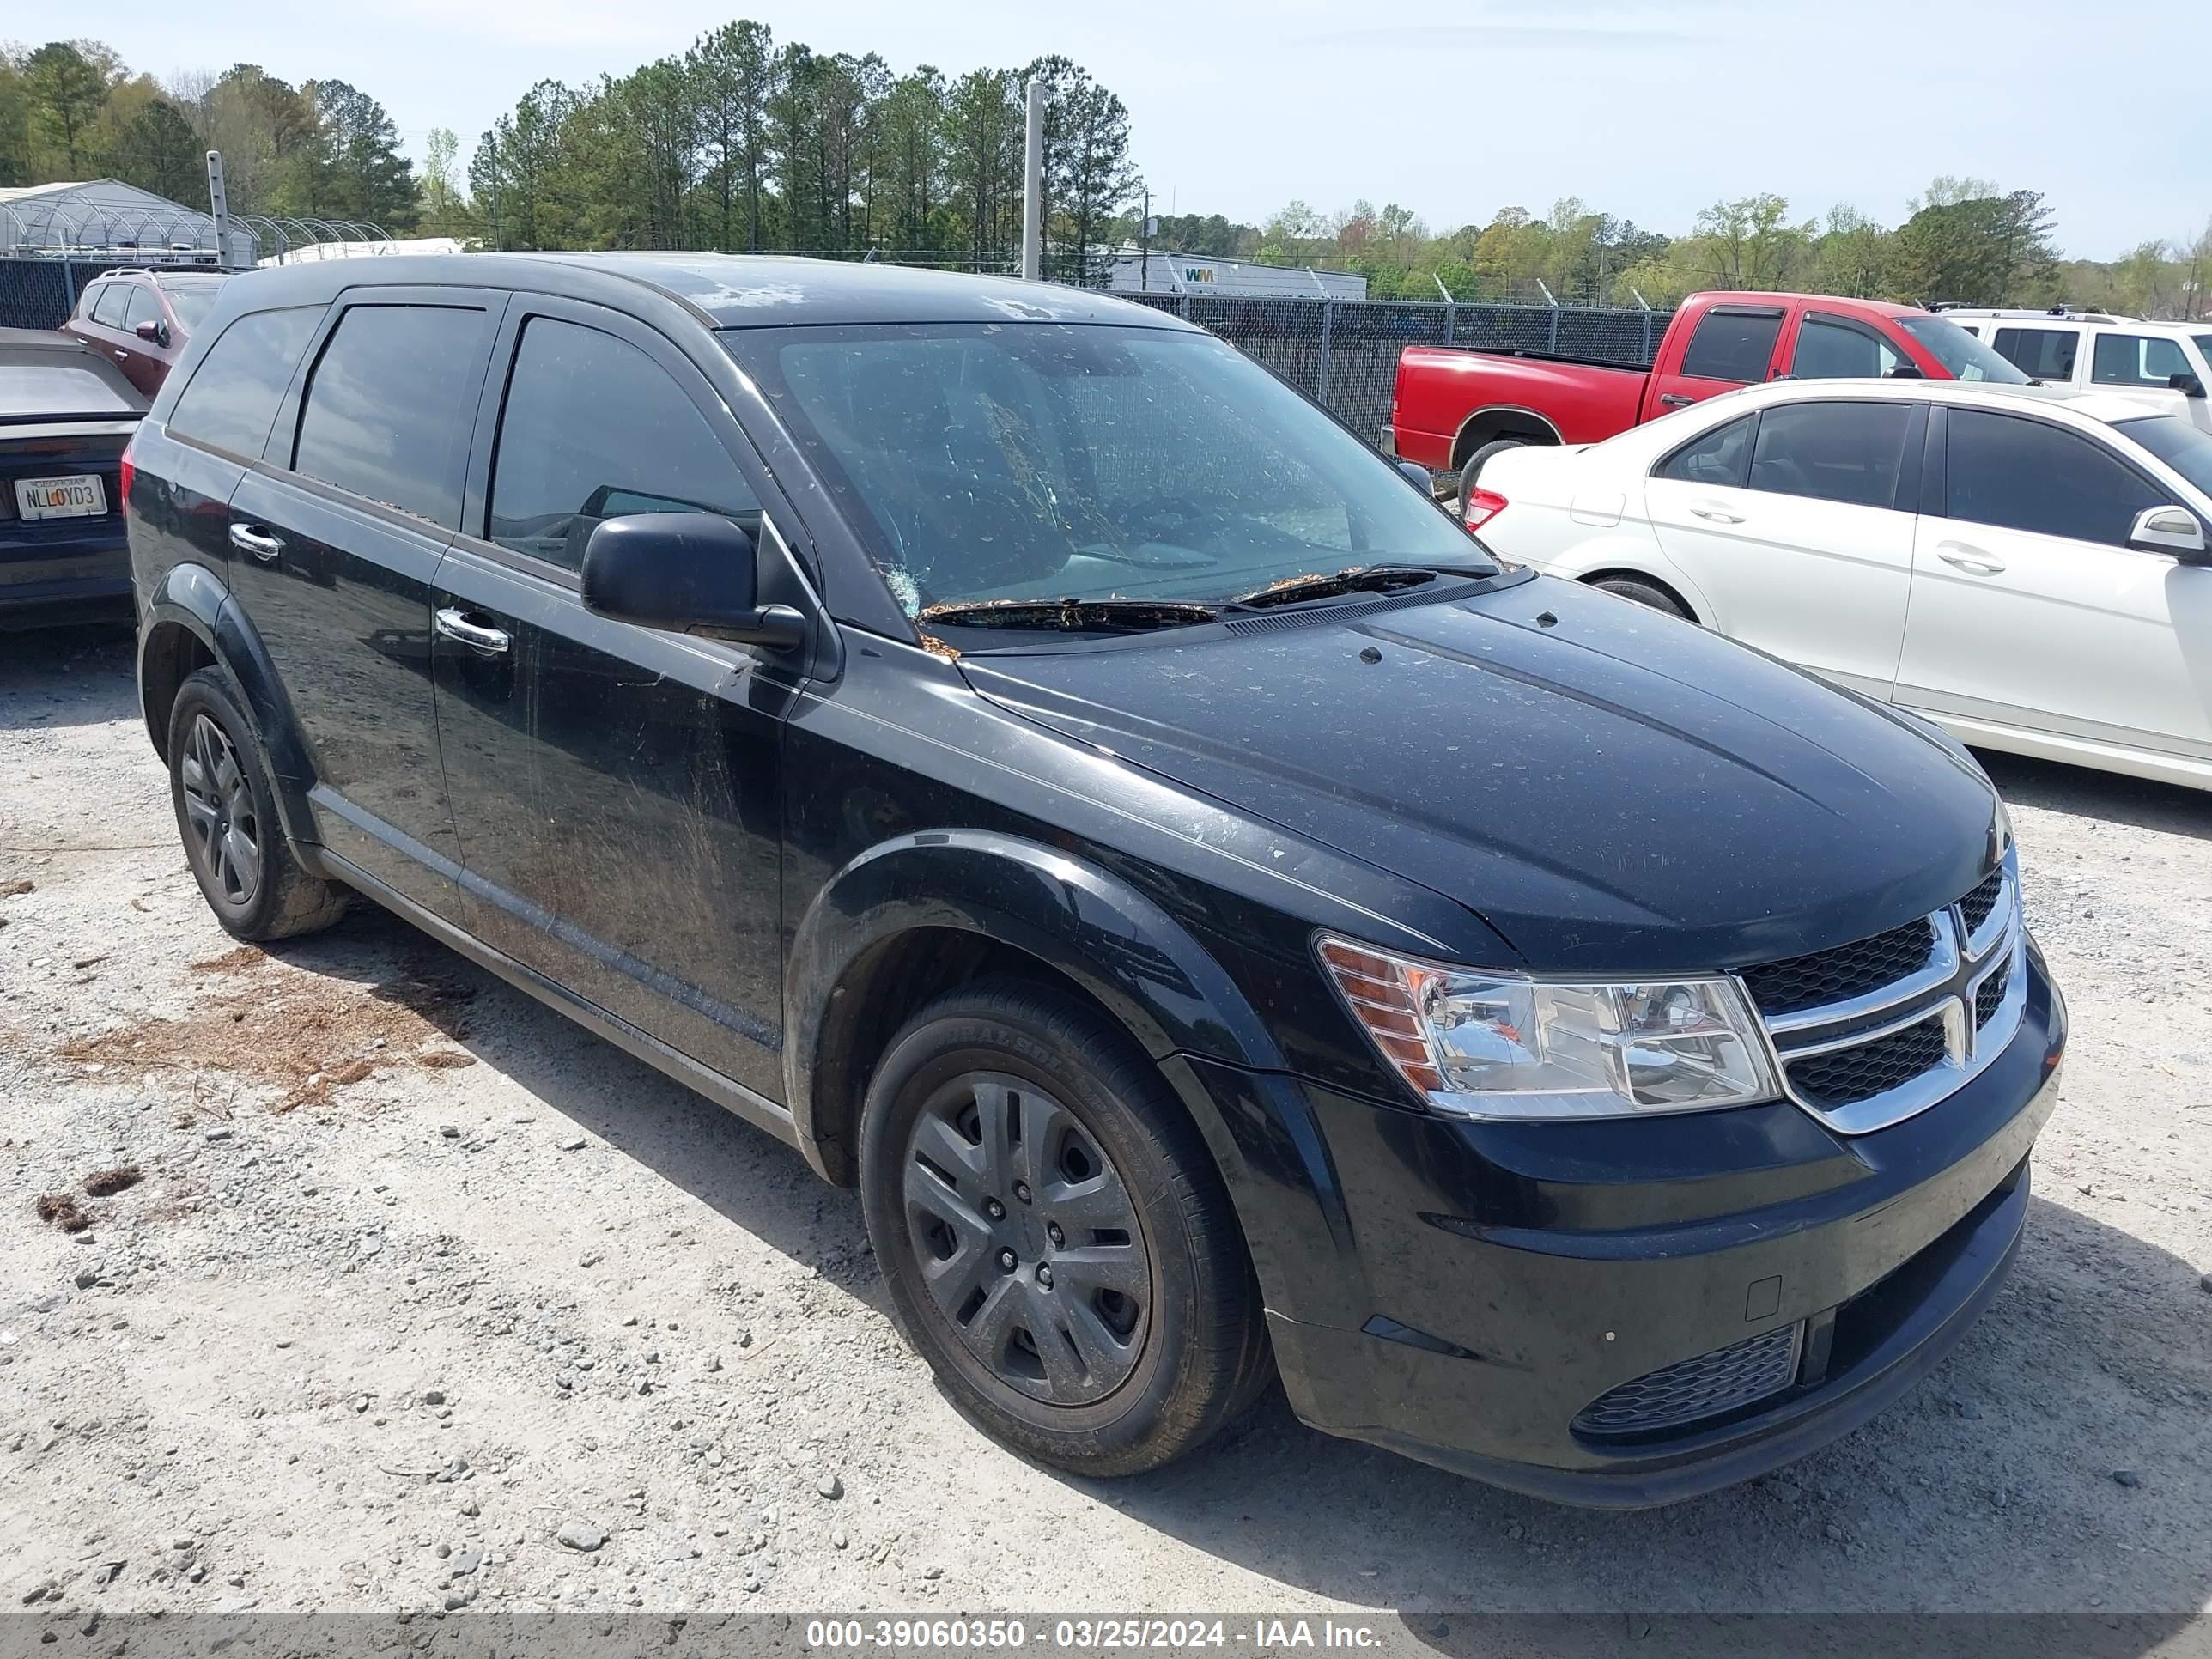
[1193,939,2065,1507]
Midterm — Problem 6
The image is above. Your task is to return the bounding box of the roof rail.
[94,266,158,280]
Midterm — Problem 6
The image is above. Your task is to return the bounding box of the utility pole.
[205,151,234,268]
[1139,188,1151,292]
[1020,80,1044,280]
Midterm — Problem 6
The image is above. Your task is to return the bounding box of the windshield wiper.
[1230,562,1496,611]
[917,597,1223,633]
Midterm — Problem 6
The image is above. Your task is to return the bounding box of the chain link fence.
[0,258,120,331]
[1115,289,1671,449]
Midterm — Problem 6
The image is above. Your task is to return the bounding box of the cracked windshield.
[732,323,1493,627]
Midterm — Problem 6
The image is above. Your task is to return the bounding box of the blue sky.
[78,0,2212,258]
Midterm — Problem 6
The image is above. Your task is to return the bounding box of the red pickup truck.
[1389,290,2032,498]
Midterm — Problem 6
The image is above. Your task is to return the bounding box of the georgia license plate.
[15,475,106,520]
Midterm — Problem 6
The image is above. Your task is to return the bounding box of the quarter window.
[487,317,757,570]
[1944,410,2165,547]
[291,305,494,529]
[1747,402,1914,509]
[1654,415,1754,489]
[1678,310,1784,383]
[2092,333,2192,389]
[167,306,324,459]
[1790,317,1905,380]
[1990,327,2079,381]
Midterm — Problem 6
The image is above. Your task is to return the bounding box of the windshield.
[2196,335,2212,371]
[2116,415,2212,500]
[726,323,1491,621]
[1894,315,2033,384]
[161,284,221,331]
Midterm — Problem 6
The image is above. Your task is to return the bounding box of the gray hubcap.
[902,1073,1150,1406]
[180,714,261,906]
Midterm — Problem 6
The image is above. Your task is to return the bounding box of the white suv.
[1938,308,2210,429]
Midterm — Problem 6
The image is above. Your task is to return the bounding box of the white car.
[1468,378,2212,791]
[1939,308,2210,431]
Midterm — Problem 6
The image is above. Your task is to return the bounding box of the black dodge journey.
[121,253,2064,1505]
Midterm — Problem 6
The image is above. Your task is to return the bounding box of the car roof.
[1698,291,1928,319]
[0,326,147,419]
[210,252,1199,332]
[1634,375,2171,437]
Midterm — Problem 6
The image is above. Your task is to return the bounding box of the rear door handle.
[1936,544,2007,575]
[434,607,512,655]
[1659,393,1695,408]
[1690,504,1745,525]
[228,523,284,562]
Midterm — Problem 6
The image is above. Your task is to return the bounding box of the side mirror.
[2129,505,2211,562]
[1395,459,1433,493]
[580,514,806,647]
[1885,363,1927,380]
[134,319,166,344]
[2169,372,2206,398]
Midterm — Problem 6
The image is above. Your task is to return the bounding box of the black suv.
[123,255,2064,1505]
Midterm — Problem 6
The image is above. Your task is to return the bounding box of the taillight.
[118,441,136,511]
[1462,487,1507,530]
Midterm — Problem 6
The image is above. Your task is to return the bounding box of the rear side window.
[1790,316,1905,380]
[1944,410,2165,547]
[167,307,323,458]
[1679,310,1783,383]
[291,304,495,529]
[1990,327,2078,381]
[486,317,757,569]
[1747,402,1913,508]
[1654,415,1753,488]
[91,283,131,327]
[76,282,107,319]
[2092,333,2192,389]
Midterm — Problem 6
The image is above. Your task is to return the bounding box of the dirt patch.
[34,1193,91,1231]
[58,957,479,1110]
[1,878,32,897]
[82,1165,142,1197]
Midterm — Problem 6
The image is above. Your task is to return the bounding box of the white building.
[0,179,250,266]
[1104,246,1367,300]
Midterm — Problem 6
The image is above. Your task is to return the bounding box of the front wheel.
[1589,575,1692,620]
[858,980,1269,1476]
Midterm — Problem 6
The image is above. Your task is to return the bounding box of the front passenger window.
[488,318,759,571]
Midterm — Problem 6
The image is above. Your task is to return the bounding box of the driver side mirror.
[2130,506,2211,562]
[1395,459,1434,493]
[1885,363,1926,380]
[581,514,807,647]
[2170,372,2206,398]
[134,319,167,345]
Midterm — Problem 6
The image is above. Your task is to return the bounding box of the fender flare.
[1451,404,1565,466]
[783,831,1352,1316]
[138,560,322,859]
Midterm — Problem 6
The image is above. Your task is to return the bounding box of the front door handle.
[228,523,283,562]
[1936,544,2007,575]
[434,607,512,655]
[1659,393,1695,408]
[113,349,129,361]
[1690,504,1746,525]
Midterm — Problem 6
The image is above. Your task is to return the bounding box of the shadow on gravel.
[0,619,137,731]
[1977,748,2212,842]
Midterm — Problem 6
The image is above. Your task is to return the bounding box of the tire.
[167,667,349,942]
[1457,437,1524,505]
[859,978,1270,1477]
[1589,576,1692,620]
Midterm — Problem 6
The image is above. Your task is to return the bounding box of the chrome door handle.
[113,349,129,360]
[228,523,284,562]
[1659,393,1695,408]
[1690,505,1745,525]
[1936,545,2007,575]
[434,607,512,655]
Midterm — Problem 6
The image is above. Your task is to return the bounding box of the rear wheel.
[1456,438,1525,506]
[1589,575,1692,620]
[859,979,1268,1476]
[167,668,348,941]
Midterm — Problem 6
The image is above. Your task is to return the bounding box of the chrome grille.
[1574,1322,1802,1437]
[1741,857,2025,1135]
[1739,917,1936,1017]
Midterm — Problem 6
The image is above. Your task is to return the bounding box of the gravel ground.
[2,621,2209,1625]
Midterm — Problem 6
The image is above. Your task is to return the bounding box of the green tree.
[301,80,416,230]
[688,20,780,250]
[104,94,203,201]
[21,41,112,176]
[876,67,947,248]
[943,67,1021,257]
[1693,193,1813,289]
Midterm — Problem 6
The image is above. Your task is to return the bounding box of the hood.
[957,575,2002,975]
